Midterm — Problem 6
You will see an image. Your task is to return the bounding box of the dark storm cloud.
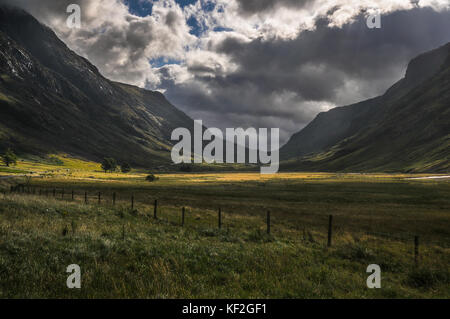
[216,9,450,97]
[160,7,450,143]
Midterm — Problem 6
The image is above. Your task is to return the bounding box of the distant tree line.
[101,158,131,173]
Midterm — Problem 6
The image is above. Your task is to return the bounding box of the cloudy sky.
[3,0,450,144]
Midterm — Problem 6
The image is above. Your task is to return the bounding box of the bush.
[120,162,131,173]
[101,158,117,173]
[146,174,159,182]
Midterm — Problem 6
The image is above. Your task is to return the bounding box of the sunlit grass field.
[0,155,449,298]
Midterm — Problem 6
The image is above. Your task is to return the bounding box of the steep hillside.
[0,5,194,167]
[280,43,450,173]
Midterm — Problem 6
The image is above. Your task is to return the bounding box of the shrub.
[101,158,117,173]
[120,162,131,173]
[146,174,158,182]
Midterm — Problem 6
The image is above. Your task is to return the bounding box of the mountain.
[0,5,195,167]
[280,42,450,173]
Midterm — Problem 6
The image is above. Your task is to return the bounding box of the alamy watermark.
[66,264,81,289]
[366,9,381,29]
[66,4,81,29]
[171,120,280,174]
[366,264,381,288]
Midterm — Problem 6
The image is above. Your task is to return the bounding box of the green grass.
[23,172,450,243]
[0,166,26,174]
[0,193,448,298]
[0,158,449,298]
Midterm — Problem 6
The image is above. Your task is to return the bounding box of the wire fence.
[6,184,450,266]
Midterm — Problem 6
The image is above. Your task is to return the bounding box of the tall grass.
[0,192,448,298]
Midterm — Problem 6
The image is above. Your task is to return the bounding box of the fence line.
[6,185,450,262]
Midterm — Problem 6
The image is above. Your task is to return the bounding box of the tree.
[120,162,131,173]
[146,174,158,182]
[2,148,17,167]
[101,158,117,173]
[101,158,110,173]
[109,158,117,172]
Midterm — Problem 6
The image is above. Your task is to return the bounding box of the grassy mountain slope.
[0,5,194,167]
[280,43,450,173]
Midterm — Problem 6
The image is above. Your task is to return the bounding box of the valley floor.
[0,156,449,298]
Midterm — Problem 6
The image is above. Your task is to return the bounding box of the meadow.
[0,155,449,298]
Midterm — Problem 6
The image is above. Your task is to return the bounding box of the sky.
[2,0,450,144]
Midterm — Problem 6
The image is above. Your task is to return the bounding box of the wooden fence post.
[154,199,158,219]
[267,211,271,234]
[218,208,222,229]
[113,192,116,206]
[327,215,333,247]
[71,190,74,200]
[182,207,185,226]
[53,188,56,197]
[98,192,101,204]
[84,191,88,204]
[414,236,419,266]
[131,194,134,210]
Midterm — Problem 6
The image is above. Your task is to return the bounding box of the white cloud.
[9,0,448,87]
[4,0,197,87]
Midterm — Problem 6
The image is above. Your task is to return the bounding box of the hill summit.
[280,42,450,172]
[0,5,194,167]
